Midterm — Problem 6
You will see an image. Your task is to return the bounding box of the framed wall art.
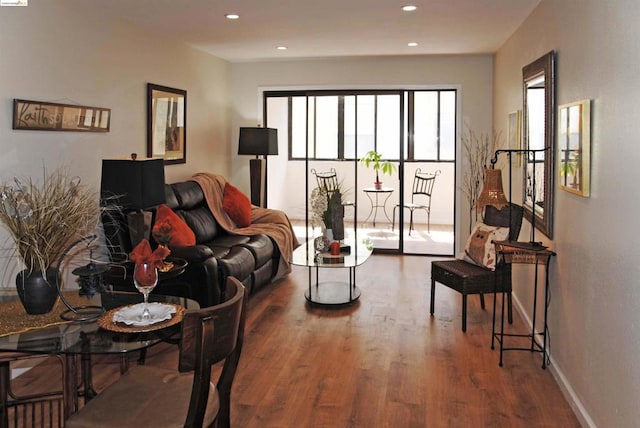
[147,83,186,165]
[558,99,591,197]
[13,99,110,132]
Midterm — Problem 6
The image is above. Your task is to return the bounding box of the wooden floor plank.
[10,254,579,427]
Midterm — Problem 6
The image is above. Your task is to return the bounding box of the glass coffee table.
[292,238,373,306]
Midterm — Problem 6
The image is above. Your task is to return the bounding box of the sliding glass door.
[264,89,455,256]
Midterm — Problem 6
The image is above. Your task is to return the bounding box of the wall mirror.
[522,51,556,239]
[147,83,187,165]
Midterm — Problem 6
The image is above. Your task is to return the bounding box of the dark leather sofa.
[103,180,280,307]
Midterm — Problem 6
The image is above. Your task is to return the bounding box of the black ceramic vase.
[16,268,60,315]
[330,204,345,241]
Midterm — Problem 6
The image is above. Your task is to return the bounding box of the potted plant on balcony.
[359,150,397,189]
[0,167,100,314]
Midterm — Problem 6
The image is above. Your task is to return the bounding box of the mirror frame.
[522,51,556,239]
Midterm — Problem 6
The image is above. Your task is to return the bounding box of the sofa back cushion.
[164,184,180,210]
[178,207,220,244]
[171,181,205,210]
[167,180,222,244]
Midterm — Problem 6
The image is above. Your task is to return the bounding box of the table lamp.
[476,148,548,251]
[100,156,166,248]
[238,127,278,207]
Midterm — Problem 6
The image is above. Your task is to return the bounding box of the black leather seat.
[101,180,281,307]
[167,181,277,297]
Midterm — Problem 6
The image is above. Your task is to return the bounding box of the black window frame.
[263,89,457,163]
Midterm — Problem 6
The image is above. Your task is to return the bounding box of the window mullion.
[338,96,345,159]
[374,96,378,152]
[407,91,415,161]
[437,91,441,161]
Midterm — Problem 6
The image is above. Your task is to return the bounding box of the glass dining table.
[0,290,199,425]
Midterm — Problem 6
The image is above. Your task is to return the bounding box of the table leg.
[362,192,376,226]
[350,266,355,301]
[305,264,362,306]
[542,264,550,369]
[379,192,393,225]
[81,353,97,401]
[499,287,506,367]
[531,263,539,352]
[0,361,9,428]
[63,354,78,419]
[363,191,394,227]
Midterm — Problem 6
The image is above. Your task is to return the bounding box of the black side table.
[491,241,556,368]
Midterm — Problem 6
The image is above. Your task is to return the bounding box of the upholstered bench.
[431,259,513,332]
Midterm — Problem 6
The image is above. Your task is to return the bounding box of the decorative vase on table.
[16,268,60,315]
[330,202,345,241]
[0,167,101,316]
[322,227,334,250]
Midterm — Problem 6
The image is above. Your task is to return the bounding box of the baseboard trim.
[510,294,595,428]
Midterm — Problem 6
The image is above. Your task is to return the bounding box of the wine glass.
[133,263,158,321]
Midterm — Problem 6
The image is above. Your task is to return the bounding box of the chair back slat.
[411,169,441,203]
[311,168,340,196]
[180,277,247,428]
[179,278,246,371]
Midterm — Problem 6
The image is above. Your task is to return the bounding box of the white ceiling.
[89,0,541,62]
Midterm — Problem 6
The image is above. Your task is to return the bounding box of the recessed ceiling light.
[276,46,288,51]
[225,14,239,20]
[408,42,418,47]
[402,5,417,12]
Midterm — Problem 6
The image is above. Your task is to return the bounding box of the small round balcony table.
[362,187,394,227]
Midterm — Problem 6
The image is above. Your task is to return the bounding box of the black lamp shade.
[100,158,166,210]
[238,127,278,156]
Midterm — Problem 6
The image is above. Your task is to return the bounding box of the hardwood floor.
[12,254,580,427]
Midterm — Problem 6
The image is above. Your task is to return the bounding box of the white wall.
[494,0,640,426]
[0,0,231,286]
[231,55,494,248]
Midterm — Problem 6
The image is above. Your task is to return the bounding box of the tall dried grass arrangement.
[461,127,502,233]
[0,167,100,274]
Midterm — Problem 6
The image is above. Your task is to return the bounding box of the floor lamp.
[476,148,549,251]
[238,127,278,207]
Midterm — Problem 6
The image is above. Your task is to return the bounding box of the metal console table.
[491,241,556,368]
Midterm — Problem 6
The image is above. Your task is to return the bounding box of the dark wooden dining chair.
[430,203,524,332]
[65,276,247,428]
[0,353,65,427]
[392,168,441,235]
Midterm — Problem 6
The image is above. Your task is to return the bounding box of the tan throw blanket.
[191,173,300,280]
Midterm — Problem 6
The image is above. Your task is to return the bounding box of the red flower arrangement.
[129,239,170,271]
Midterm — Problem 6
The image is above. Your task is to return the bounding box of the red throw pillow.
[222,183,251,227]
[153,204,196,246]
